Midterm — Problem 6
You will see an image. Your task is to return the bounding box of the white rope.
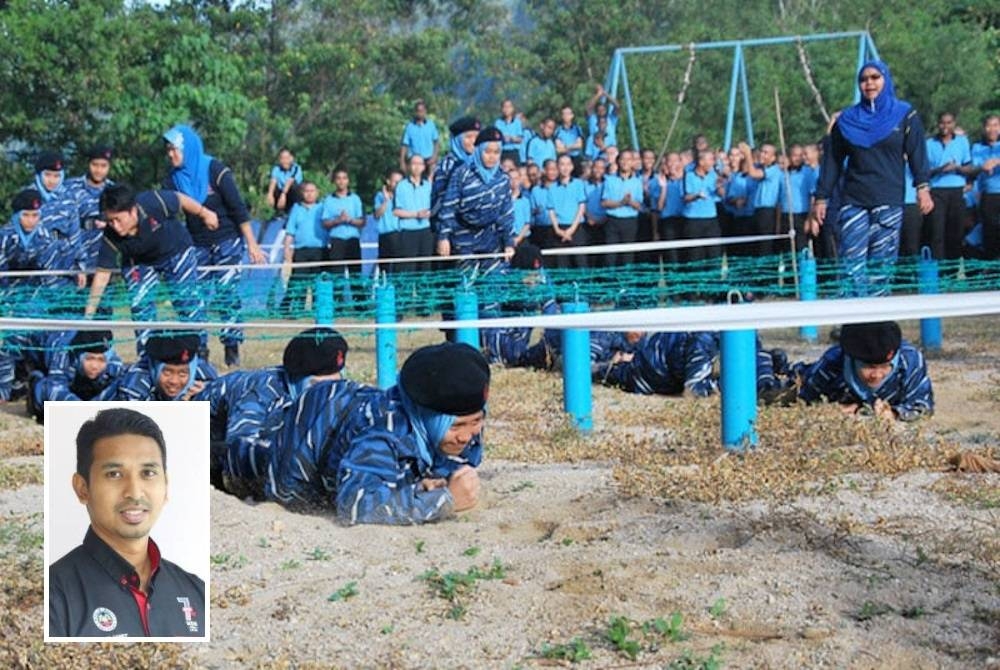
[0,232,791,277]
[3,291,999,334]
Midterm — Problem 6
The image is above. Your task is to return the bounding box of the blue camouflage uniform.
[62,176,113,269]
[796,341,933,421]
[30,338,126,409]
[437,161,515,270]
[113,354,218,401]
[595,331,719,397]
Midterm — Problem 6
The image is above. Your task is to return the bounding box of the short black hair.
[100,183,137,214]
[76,408,167,482]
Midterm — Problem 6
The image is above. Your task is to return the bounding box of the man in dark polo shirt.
[48,408,205,638]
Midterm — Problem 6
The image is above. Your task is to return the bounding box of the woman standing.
[394,155,434,274]
[163,124,265,368]
[811,61,933,296]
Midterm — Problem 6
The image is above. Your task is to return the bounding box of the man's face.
[542,120,556,138]
[859,67,884,102]
[157,362,191,398]
[938,114,956,137]
[527,164,540,185]
[543,160,558,183]
[301,184,319,204]
[983,117,1000,143]
[334,171,350,192]
[625,331,645,345]
[166,144,183,168]
[804,144,820,166]
[18,209,41,233]
[480,142,502,169]
[438,411,485,456]
[697,151,715,172]
[105,207,139,237]
[73,433,167,545]
[595,103,607,118]
[88,159,111,184]
[789,146,804,168]
[858,361,893,388]
[41,169,62,191]
[760,145,776,166]
[592,159,606,179]
[618,150,633,175]
[641,150,655,171]
[461,130,478,154]
[414,103,427,121]
[80,352,108,380]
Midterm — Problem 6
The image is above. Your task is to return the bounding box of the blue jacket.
[596,332,718,397]
[437,163,515,254]
[114,356,218,401]
[34,341,126,404]
[797,341,933,421]
[0,221,84,317]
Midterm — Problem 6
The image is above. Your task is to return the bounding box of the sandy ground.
[1,317,998,669]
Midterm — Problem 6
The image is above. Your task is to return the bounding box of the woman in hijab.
[811,61,933,296]
[162,124,265,368]
[436,127,515,273]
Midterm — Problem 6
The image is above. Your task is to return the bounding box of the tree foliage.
[0,0,995,211]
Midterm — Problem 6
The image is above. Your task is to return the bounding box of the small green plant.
[606,616,641,660]
[463,546,481,557]
[280,559,301,571]
[380,624,394,635]
[210,553,248,569]
[708,597,727,618]
[419,559,508,618]
[854,600,892,621]
[665,644,725,670]
[415,540,425,554]
[257,537,271,548]
[509,480,535,493]
[210,553,230,566]
[539,637,592,663]
[327,581,359,602]
[561,538,574,546]
[900,606,926,619]
[306,547,332,561]
[645,612,689,643]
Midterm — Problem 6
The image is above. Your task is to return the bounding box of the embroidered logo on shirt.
[177,597,199,633]
[148,217,160,232]
[92,607,117,632]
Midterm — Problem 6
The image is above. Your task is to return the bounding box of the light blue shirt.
[322,192,364,240]
[751,164,782,209]
[588,108,618,148]
[374,191,400,235]
[513,195,532,237]
[554,124,584,157]
[270,164,303,190]
[683,170,718,219]
[529,185,551,226]
[495,117,524,153]
[972,140,1000,194]
[585,180,606,220]
[778,166,816,214]
[393,178,432,231]
[401,120,440,160]
[526,136,557,167]
[601,174,643,218]
[546,178,586,225]
[285,202,325,249]
[926,135,972,189]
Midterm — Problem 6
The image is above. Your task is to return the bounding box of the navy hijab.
[837,60,911,149]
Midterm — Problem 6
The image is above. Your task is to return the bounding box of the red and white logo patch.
[92,607,117,632]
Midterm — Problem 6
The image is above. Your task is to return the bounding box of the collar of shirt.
[82,526,161,593]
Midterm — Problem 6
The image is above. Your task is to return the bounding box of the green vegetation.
[327,581,359,602]
[419,559,508,619]
[539,637,593,663]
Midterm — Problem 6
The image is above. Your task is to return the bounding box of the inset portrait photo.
[44,401,210,641]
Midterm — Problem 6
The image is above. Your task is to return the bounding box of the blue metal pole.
[739,53,754,147]
[561,301,593,432]
[620,56,640,151]
[721,328,758,451]
[615,31,869,56]
[724,45,742,151]
[606,51,621,99]
[375,283,397,389]
[799,249,818,342]
[314,272,334,324]
[854,34,866,104]
[454,289,479,349]
[865,32,881,62]
[918,247,943,352]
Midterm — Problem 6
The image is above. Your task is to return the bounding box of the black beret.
[400,342,490,416]
[840,321,901,364]
[510,242,543,270]
[86,145,114,162]
[145,332,200,365]
[11,189,42,212]
[34,150,65,173]
[449,116,481,136]
[70,330,113,354]
[283,327,349,380]
[475,127,504,146]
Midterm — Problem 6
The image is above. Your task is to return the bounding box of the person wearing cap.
[0,190,87,401]
[437,126,515,266]
[196,328,353,499]
[266,342,489,525]
[28,150,81,243]
[595,331,720,397]
[430,115,481,231]
[795,321,933,421]
[85,183,210,349]
[27,330,126,421]
[163,124,265,368]
[63,145,116,235]
[400,100,440,176]
[114,332,218,402]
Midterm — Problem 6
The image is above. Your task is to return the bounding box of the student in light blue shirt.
[926,112,975,260]
[740,142,782,258]
[586,84,620,151]
[267,148,304,214]
[399,100,440,174]
[510,169,533,245]
[374,169,404,274]
[654,153,686,265]
[496,99,525,166]
[393,155,434,274]
[683,150,723,263]
[530,160,556,258]
[526,118,558,168]
[600,150,643,266]
[281,181,327,315]
[321,168,365,274]
[546,155,587,269]
[584,157,608,259]
[777,144,818,252]
[555,106,584,173]
[971,114,1000,259]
